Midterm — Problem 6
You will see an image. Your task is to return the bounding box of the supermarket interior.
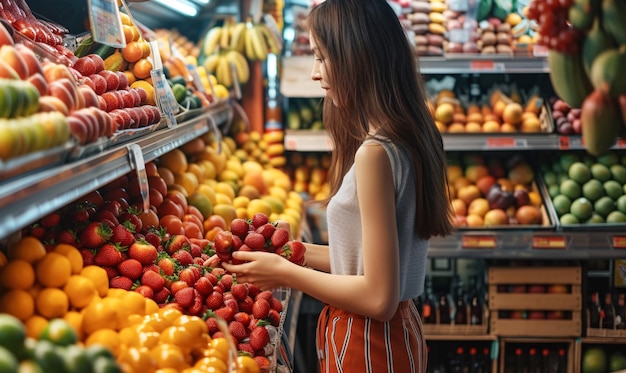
[0,0,625,372]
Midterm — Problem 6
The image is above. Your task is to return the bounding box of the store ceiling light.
[190,0,211,4]
[154,0,199,17]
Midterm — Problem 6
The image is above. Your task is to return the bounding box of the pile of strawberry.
[213,213,306,266]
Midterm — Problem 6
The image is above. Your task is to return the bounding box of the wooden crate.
[488,266,582,337]
[423,304,489,336]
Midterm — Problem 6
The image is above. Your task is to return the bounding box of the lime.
[0,346,18,373]
[603,180,624,200]
[543,171,558,186]
[568,162,591,184]
[594,196,616,218]
[84,345,115,361]
[92,356,122,373]
[61,345,91,373]
[582,347,607,373]
[611,164,626,184]
[0,314,26,358]
[590,163,611,182]
[597,152,619,167]
[582,179,604,201]
[549,184,560,198]
[552,194,572,216]
[610,352,626,371]
[559,153,579,173]
[560,179,581,200]
[617,195,626,214]
[560,213,580,225]
[606,211,626,223]
[571,197,594,220]
[39,319,77,347]
[586,213,605,224]
[552,160,563,174]
[17,360,44,373]
[32,340,65,373]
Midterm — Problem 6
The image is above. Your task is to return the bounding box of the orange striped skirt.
[316,300,428,373]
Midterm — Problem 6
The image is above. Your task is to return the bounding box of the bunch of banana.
[244,22,282,61]
[203,49,250,88]
[203,18,282,62]
[547,0,626,156]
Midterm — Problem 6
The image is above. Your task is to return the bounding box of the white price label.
[88,0,126,48]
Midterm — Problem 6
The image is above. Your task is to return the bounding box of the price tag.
[615,138,626,148]
[462,235,496,249]
[470,60,506,71]
[127,144,150,212]
[559,136,570,150]
[532,236,566,249]
[285,138,298,150]
[87,0,126,48]
[448,0,469,11]
[613,236,626,249]
[149,41,178,128]
[485,137,527,148]
[533,45,549,57]
[449,29,470,44]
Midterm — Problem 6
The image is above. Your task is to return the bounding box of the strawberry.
[270,228,290,248]
[165,235,191,255]
[270,297,283,312]
[172,250,193,266]
[190,243,202,258]
[170,280,190,296]
[194,277,213,296]
[101,200,123,217]
[56,229,77,245]
[228,321,247,342]
[234,311,251,325]
[231,283,248,301]
[219,274,234,291]
[41,213,61,228]
[79,249,94,266]
[96,210,119,226]
[174,287,195,308]
[157,255,176,276]
[211,267,226,277]
[213,230,233,254]
[193,257,204,266]
[250,213,269,229]
[255,223,275,240]
[111,224,135,247]
[102,266,119,279]
[109,275,133,290]
[280,240,306,264]
[144,230,163,248]
[253,356,271,370]
[204,272,219,285]
[213,306,234,322]
[94,243,123,266]
[135,285,154,299]
[117,259,143,280]
[179,267,198,287]
[70,206,91,223]
[224,298,239,313]
[205,317,219,334]
[232,244,252,264]
[252,298,270,319]
[229,218,250,237]
[238,296,254,314]
[268,309,281,327]
[249,326,270,351]
[187,291,204,315]
[80,222,112,248]
[238,343,255,355]
[141,269,165,291]
[128,240,158,265]
[247,283,260,299]
[28,225,45,239]
[255,290,273,303]
[153,287,171,304]
[143,263,160,274]
[205,292,224,310]
[244,232,265,251]
[119,208,142,232]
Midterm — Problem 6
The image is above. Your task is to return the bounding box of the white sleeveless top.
[326,137,429,300]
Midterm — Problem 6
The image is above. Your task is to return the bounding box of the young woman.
[223,0,453,371]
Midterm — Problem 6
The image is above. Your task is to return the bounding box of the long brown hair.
[308,0,453,239]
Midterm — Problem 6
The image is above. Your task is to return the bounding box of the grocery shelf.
[425,334,498,341]
[0,102,232,241]
[284,130,626,152]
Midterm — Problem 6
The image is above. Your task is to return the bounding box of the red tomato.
[182,221,203,239]
[183,214,204,231]
[145,162,158,177]
[160,215,184,235]
[158,200,184,219]
[148,175,168,196]
[149,188,163,208]
[186,205,204,222]
[138,209,159,230]
[166,190,188,211]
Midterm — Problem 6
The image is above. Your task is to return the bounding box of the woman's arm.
[302,242,330,272]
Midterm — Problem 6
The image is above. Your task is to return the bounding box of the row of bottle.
[427,342,493,373]
[416,275,487,325]
[502,344,568,373]
[587,289,626,329]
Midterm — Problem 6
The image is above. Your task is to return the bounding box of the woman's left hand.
[221,251,290,290]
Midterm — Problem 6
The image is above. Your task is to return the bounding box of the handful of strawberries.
[212,213,306,266]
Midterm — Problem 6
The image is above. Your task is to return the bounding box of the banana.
[203,27,223,56]
[216,54,232,88]
[582,18,615,75]
[203,53,221,74]
[547,50,593,108]
[603,0,626,45]
[258,24,282,56]
[220,19,233,50]
[229,22,247,53]
[250,25,269,61]
[244,23,258,60]
[225,50,250,84]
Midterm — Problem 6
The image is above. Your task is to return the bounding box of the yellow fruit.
[215,193,233,206]
[262,195,284,214]
[82,298,119,335]
[246,199,272,219]
[63,275,98,309]
[212,204,238,227]
[0,259,35,290]
[232,196,250,209]
[160,149,188,175]
[8,237,46,263]
[130,80,155,105]
[196,184,217,206]
[54,244,83,275]
[435,103,455,124]
[36,287,69,319]
[0,289,35,321]
[63,311,84,341]
[145,298,159,315]
[173,172,199,195]
[24,314,48,339]
[214,182,236,200]
[269,186,289,203]
[85,328,121,356]
[36,252,72,288]
[80,266,109,297]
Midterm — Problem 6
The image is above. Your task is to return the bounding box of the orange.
[236,355,260,373]
[54,244,83,275]
[124,70,137,86]
[140,41,151,58]
[63,311,84,341]
[122,41,143,63]
[8,237,46,263]
[158,167,176,186]
[35,287,69,319]
[36,252,71,288]
[81,298,118,336]
[159,326,192,354]
[0,259,35,290]
[80,266,109,297]
[173,172,199,196]
[85,328,121,356]
[0,289,35,321]
[159,149,188,175]
[194,356,228,372]
[130,80,155,105]
[24,314,48,339]
[150,344,188,370]
[117,346,158,372]
[117,291,147,328]
[145,298,159,315]
[133,58,153,80]
[63,275,98,309]
[120,12,132,26]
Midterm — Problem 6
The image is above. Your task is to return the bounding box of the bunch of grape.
[526,0,584,54]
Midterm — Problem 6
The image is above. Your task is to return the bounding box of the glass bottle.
[454,278,468,325]
[602,292,616,330]
[615,292,626,329]
[557,349,567,373]
[513,348,524,373]
[422,277,438,324]
[588,291,601,329]
[439,292,452,325]
[449,346,468,373]
[529,347,540,373]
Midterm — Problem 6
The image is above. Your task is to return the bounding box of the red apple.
[47,82,76,113]
[67,115,88,144]
[0,22,14,46]
[27,73,48,96]
[87,54,105,73]
[98,70,120,92]
[528,311,546,320]
[38,95,69,116]
[101,91,121,112]
[508,285,527,293]
[73,56,97,76]
[89,73,107,95]
[14,43,42,76]
[0,45,28,79]
[117,71,129,89]
[0,60,20,79]
[78,85,100,108]
[43,62,76,84]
